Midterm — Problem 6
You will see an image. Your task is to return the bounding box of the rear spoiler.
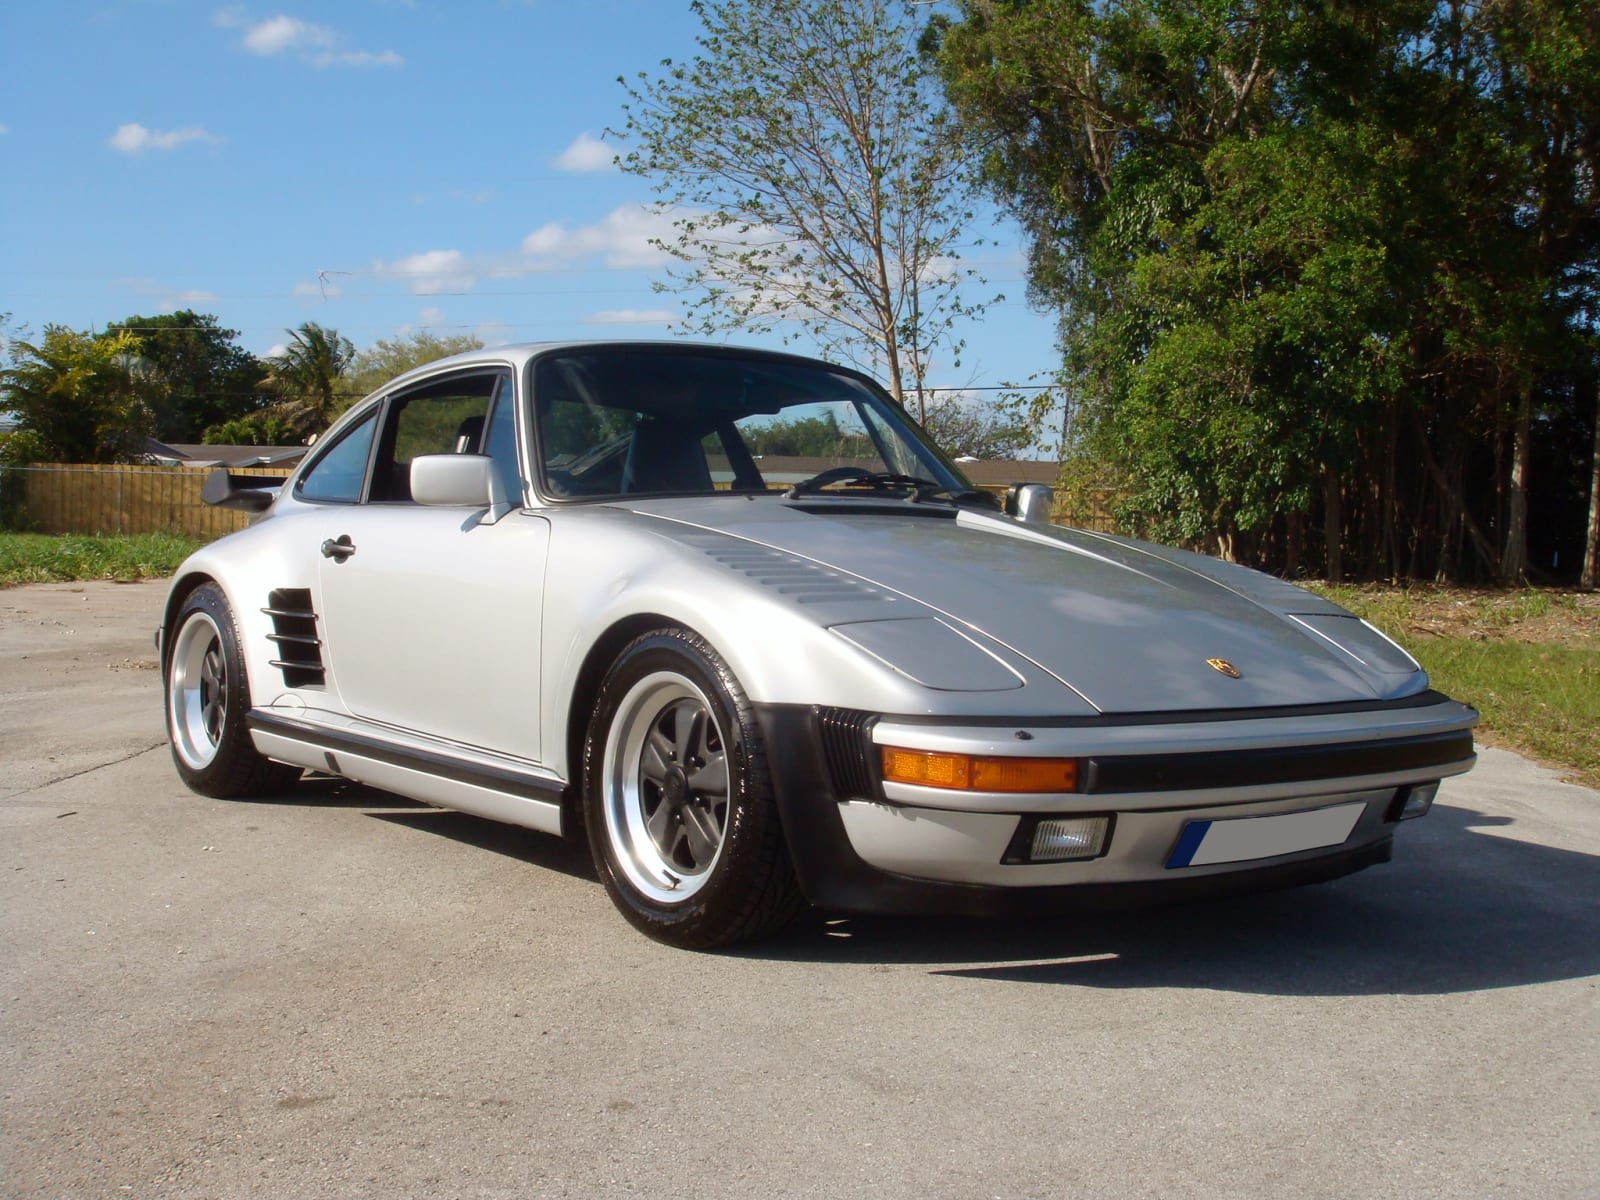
[201,468,285,513]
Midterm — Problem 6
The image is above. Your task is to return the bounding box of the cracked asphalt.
[2,580,1598,1199]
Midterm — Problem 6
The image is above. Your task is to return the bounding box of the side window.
[295,407,379,503]
[483,375,524,504]
[369,372,502,502]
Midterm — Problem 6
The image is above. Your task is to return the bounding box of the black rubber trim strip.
[1082,730,1475,795]
[248,710,565,802]
[875,689,1468,729]
[785,501,959,518]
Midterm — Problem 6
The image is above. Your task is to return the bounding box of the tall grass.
[1313,584,1600,788]
[0,532,202,587]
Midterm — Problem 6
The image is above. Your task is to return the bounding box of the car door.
[312,368,550,763]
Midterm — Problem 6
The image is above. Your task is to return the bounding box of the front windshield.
[531,347,972,500]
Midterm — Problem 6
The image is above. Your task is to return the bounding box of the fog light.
[1030,815,1110,862]
[1394,781,1440,821]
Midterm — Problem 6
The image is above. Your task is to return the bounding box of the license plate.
[1166,801,1366,869]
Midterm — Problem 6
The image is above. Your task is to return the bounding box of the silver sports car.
[160,341,1477,947]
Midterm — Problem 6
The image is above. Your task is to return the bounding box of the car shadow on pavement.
[239,775,603,881]
[234,773,436,810]
[369,807,600,882]
[746,802,1600,997]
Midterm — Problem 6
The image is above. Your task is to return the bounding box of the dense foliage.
[343,331,485,409]
[935,0,1599,583]
[103,310,268,442]
[0,327,158,464]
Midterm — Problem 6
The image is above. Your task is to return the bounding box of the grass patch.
[1411,641,1600,789]
[0,532,203,587]
[1309,584,1600,788]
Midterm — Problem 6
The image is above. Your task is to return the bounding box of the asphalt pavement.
[2,580,1597,1199]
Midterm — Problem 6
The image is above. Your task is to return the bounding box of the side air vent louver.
[262,588,325,688]
[816,707,879,801]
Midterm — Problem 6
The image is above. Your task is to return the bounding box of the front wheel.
[165,582,300,798]
[584,628,801,948]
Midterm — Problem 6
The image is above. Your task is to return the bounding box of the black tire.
[583,628,803,949]
[164,582,300,798]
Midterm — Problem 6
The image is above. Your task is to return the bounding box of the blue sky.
[0,1,1060,402]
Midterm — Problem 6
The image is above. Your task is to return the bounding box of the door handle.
[320,535,356,562]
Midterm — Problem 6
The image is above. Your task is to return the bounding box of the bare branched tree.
[615,0,990,419]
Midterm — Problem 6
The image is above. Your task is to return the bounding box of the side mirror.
[411,454,494,507]
[1005,483,1055,525]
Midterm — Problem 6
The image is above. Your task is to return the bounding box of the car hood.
[630,498,1424,714]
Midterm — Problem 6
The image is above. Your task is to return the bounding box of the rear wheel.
[584,628,801,948]
[165,583,299,798]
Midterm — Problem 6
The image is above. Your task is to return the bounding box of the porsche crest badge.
[1206,657,1241,678]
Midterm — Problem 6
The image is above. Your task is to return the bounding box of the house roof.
[958,460,1061,486]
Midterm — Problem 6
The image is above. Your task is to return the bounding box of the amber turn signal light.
[879,747,1081,793]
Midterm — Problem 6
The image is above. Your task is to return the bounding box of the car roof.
[375,339,857,396]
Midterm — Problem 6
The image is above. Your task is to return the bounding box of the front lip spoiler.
[753,703,1467,917]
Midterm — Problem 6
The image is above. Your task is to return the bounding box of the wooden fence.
[1050,489,1121,533]
[0,464,294,540]
[0,462,1120,539]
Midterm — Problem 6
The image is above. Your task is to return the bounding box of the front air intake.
[816,707,879,801]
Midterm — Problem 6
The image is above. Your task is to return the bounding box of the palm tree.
[262,323,355,437]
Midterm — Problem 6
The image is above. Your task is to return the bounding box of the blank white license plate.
[1166,801,1366,869]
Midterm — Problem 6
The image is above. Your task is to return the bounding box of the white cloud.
[0,123,9,135]
[366,205,694,316]
[312,48,403,69]
[107,123,222,154]
[586,308,675,326]
[554,131,615,174]
[475,320,514,347]
[418,306,446,325]
[243,14,333,54]
[917,255,962,285]
[292,279,342,301]
[111,277,221,310]
[520,205,678,269]
[376,248,475,295]
[216,8,402,68]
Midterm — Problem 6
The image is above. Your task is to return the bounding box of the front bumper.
[754,697,1477,917]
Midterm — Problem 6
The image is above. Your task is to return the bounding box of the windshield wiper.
[783,466,998,509]
[905,482,1001,509]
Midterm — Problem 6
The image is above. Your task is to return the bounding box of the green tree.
[742,412,873,457]
[936,0,1598,582]
[616,0,988,419]
[921,393,1033,459]
[0,326,158,463]
[343,330,484,407]
[260,322,356,438]
[101,310,267,442]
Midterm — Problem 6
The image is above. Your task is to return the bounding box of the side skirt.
[248,710,568,837]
